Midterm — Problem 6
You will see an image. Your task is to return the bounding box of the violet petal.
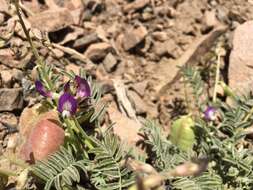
[204,107,216,121]
[75,76,91,98]
[35,80,52,97]
[58,92,77,116]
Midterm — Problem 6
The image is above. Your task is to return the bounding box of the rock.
[0,88,23,111]
[0,0,9,13]
[63,63,80,82]
[51,48,64,58]
[204,10,219,28]
[123,0,149,13]
[28,8,74,32]
[7,133,19,151]
[12,69,24,82]
[84,42,112,61]
[20,118,64,162]
[72,33,99,49]
[19,106,59,139]
[70,7,83,25]
[127,90,148,114]
[229,21,253,94]
[130,81,148,97]
[156,25,227,95]
[0,13,4,25]
[153,40,177,58]
[152,31,168,42]
[107,102,142,145]
[0,112,18,128]
[0,49,20,69]
[65,63,80,74]
[103,53,118,72]
[0,68,23,87]
[0,113,18,145]
[0,70,13,87]
[59,26,84,45]
[123,26,148,51]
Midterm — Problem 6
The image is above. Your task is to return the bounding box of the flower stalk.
[64,117,94,150]
[13,0,53,90]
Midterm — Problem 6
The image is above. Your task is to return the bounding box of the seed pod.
[20,119,65,163]
[170,116,195,151]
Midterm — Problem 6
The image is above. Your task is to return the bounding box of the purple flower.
[204,107,216,121]
[75,76,91,99]
[35,80,52,98]
[58,92,77,117]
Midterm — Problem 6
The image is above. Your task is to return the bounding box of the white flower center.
[63,101,72,111]
[62,110,70,118]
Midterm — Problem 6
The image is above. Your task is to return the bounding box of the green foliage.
[170,116,195,151]
[32,131,136,190]
[32,147,88,190]
[89,133,135,190]
[139,67,253,190]
[141,120,188,171]
[172,173,223,190]
[182,66,205,109]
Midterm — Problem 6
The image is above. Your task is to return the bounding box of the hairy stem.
[13,0,54,90]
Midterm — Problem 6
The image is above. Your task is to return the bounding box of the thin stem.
[13,0,54,90]
[64,117,94,150]
[212,50,221,103]
[73,117,95,150]
[14,0,43,66]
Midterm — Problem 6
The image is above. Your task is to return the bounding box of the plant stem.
[243,107,253,123]
[0,168,16,177]
[212,50,221,103]
[64,117,94,150]
[73,117,95,150]
[13,0,54,90]
[183,74,191,113]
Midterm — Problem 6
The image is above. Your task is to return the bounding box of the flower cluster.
[35,76,91,117]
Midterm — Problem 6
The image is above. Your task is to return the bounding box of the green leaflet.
[170,116,195,151]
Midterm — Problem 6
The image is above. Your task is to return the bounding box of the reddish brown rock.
[19,106,59,139]
[229,21,253,94]
[19,106,63,162]
[20,119,64,162]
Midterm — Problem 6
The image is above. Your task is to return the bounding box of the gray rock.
[127,90,148,114]
[0,88,23,111]
[229,21,253,94]
[72,33,99,49]
[0,70,13,88]
[103,53,118,72]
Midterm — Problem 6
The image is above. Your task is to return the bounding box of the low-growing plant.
[1,1,253,190]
